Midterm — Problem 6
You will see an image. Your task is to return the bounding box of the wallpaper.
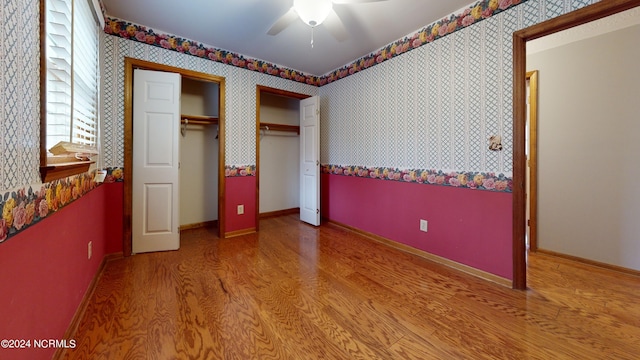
[0,0,601,193]
[0,0,40,191]
[324,165,512,192]
[0,173,97,244]
[100,36,317,168]
[0,0,601,240]
[319,0,598,177]
[100,0,599,177]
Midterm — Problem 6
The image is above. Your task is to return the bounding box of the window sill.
[40,161,95,183]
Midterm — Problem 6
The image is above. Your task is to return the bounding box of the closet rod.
[260,122,300,134]
[181,119,216,125]
[181,114,219,125]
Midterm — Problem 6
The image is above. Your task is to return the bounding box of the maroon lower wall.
[104,183,124,254]
[0,182,123,360]
[321,173,513,279]
[225,176,257,233]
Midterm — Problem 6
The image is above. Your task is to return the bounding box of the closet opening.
[123,58,226,256]
[255,86,310,231]
[179,78,220,232]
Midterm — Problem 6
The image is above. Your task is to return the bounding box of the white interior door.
[300,96,320,226]
[133,69,181,253]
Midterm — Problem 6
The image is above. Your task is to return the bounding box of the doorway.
[512,0,639,289]
[123,58,226,256]
[255,86,310,230]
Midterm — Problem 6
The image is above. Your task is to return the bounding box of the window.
[41,0,103,181]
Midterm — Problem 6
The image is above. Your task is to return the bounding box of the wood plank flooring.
[58,215,640,359]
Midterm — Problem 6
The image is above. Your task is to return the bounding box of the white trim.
[90,0,105,29]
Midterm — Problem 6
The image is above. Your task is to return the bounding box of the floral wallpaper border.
[0,159,507,243]
[0,173,96,244]
[105,17,320,86]
[0,167,124,245]
[102,167,124,183]
[323,164,512,193]
[222,163,511,192]
[323,0,524,84]
[103,0,526,86]
[225,165,256,177]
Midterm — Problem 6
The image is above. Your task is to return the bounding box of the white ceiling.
[102,0,473,76]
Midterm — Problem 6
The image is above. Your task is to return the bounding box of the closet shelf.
[260,122,300,134]
[181,114,219,125]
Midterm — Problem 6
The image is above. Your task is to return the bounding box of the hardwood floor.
[58,215,640,359]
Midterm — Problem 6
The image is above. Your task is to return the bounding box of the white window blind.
[45,0,72,150]
[72,0,99,146]
[45,0,100,153]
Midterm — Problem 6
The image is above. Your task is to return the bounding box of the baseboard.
[53,252,122,359]
[327,220,512,288]
[259,208,299,218]
[180,220,218,231]
[536,248,640,277]
[224,227,257,238]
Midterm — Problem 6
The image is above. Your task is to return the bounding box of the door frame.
[123,57,226,256]
[512,0,639,289]
[526,70,538,252]
[254,85,310,231]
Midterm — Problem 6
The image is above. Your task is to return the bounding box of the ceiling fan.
[267,0,389,43]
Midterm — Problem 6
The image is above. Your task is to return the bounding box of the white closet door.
[132,69,181,253]
[299,96,320,226]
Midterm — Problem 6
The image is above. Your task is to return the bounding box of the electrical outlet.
[420,219,428,232]
[237,204,244,215]
[88,241,92,259]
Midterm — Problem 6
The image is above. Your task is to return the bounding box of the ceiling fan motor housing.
[294,0,333,27]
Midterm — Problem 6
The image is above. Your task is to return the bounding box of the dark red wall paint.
[104,182,124,254]
[321,174,513,279]
[225,176,256,233]
[0,183,120,360]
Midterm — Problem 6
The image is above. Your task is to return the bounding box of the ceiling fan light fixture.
[293,0,333,27]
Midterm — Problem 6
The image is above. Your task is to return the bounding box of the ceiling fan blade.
[267,7,299,36]
[332,0,388,4]
[323,9,348,42]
